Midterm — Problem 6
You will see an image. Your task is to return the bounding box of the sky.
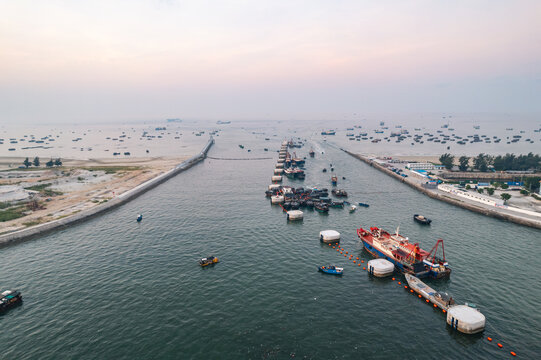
[1,0,540,123]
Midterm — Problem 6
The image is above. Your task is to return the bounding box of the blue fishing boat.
[136,214,143,222]
[358,202,370,207]
[318,265,343,275]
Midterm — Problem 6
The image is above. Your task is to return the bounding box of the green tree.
[46,159,54,167]
[458,156,469,171]
[54,158,62,166]
[500,193,511,204]
[501,183,509,189]
[439,153,454,170]
[23,157,31,168]
[523,176,541,193]
[478,188,484,194]
[33,157,40,167]
[465,184,471,190]
[487,187,495,196]
[473,153,489,172]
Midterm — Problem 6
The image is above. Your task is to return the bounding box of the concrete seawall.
[343,150,541,230]
[0,138,215,247]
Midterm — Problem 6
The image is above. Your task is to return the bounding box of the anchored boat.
[405,274,454,310]
[357,226,451,279]
[331,175,337,186]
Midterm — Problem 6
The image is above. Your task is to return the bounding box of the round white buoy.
[271,195,284,204]
[287,210,303,221]
[268,184,281,190]
[319,230,340,243]
[274,169,284,175]
[367,259,395,277]
[271,175,282,182]
[446,305,486,334]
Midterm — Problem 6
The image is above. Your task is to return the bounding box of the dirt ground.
[0,156,189,234]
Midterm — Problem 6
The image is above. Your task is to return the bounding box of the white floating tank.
[271,195,284,204]
[274,169,284,175]
[319,230,340,243]
[367,259,395,277]
[268,184,281,190]
[446,305,486,334]
[277,158,285,163]
[286,210,303,221]
[271,175,282,182]
[276,163,284,169]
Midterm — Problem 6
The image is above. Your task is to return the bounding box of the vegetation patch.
[0,206,26,222]
[23,219,42,227]
[24,183,63,196]
[82,166,141,174]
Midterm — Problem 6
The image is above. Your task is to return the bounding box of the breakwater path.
[343,150,541,230]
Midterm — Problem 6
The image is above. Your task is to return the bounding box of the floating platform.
[367,259,394,277]
[319,230,340,243]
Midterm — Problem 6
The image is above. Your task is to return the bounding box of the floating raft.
[319,230,340,243]
[367,259,394,277]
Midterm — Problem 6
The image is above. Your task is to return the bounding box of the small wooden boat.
[314,203,329,213]
[136,214,143,222]
[318,265,343,275]
[358,202,370,207]
[331,189,348,197]
[199,256,219,267]
[414,214,432,225]
[0,290,22,313]
[330,201,344,208]
[322,168,327,173]
[331,175,338,186]
[349,205,357,213]
[309,149,315,157]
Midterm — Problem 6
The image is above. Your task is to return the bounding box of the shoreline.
[342,149,541,230]
[0,138,214,247]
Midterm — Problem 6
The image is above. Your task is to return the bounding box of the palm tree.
[500,193,511,204]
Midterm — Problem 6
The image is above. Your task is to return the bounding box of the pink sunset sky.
[1,0,540,123]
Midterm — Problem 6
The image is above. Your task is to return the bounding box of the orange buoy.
[361,260,364,263]
[404,286,407,289]
[426,299,429,303]
[442,309,446,313]
[356,257,359,260]
[433,304,437,308]
[497,343,503,348]
[346,251,348,254]
[410,290,413,293]
[358,263,361,266]
[487,337,492,342]
[398,282,401,285]
[344,254,347,257]
[392,277,395,281]
[363,267,366,270]
[510,351,516,356]
[328,244,331,246]
[418,295,422,298]
[353,260,356,263]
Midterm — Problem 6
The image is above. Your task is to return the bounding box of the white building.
[406,162,435,170]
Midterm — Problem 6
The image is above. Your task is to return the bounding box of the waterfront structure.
[406,162,435,170]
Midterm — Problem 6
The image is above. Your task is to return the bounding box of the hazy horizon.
[2,0,540,124]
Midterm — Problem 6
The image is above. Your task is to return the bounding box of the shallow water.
[1,123,540,359]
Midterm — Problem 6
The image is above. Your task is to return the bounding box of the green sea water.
[1,125,540,359]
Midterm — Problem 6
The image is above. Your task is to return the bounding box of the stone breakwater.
[343,149,541,230]
[0,138,214,247]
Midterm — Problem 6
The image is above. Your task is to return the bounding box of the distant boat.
[137,214,143,222]
[309,149,315,157]
[331,175,337,186]
[349,205,357,212]
[358,202,370,207]
[321,130,336,135]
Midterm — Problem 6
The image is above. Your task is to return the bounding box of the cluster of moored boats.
[0,290,22,314]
